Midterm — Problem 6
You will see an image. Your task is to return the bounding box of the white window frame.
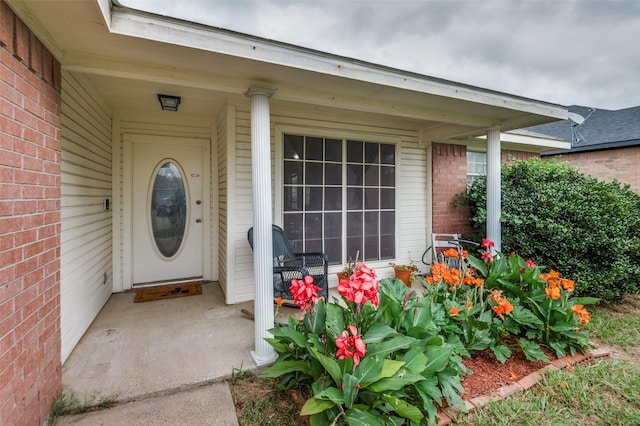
[467,150,487,187]
[275,125,400,271]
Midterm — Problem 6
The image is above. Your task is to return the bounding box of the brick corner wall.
[549,147,640,195]
[432,143,474,238]
[432,144,538,239]
[1,1,63,424]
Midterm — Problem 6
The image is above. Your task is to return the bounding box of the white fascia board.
[97,0,113,30]
[460,132,571,152]
[108,6,566,120]
[500,132,571,150]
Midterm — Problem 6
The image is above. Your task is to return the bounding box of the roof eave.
[107,4,566,122]
[541,138,640,156]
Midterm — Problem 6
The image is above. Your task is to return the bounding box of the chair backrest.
[431,233,461,263]
[247,225,297,266]
[271,225,296,265]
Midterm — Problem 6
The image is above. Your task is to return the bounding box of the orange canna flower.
[490,289,503,304]
[560,278,575,292]
[490,290,514,320]
[449,307,459,316]
[545,286,561,300]
[572,304,590,325]
[472,277,484,287]
[443,267,460,289]
[540,269,565,289]
[274,297,284,307]
[443,248,459,259]
[430,263,447,282]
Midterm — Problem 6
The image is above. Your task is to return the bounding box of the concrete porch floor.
[61,282,268,405]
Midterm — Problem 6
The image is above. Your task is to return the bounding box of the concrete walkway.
[55,282,282,425]
[54,382,238,425]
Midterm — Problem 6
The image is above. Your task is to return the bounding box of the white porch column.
[246,87,277,366]
[486,128,502,252]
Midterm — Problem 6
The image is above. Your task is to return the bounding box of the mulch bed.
[460,347,550,400]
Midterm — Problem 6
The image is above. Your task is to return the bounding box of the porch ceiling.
[8,0,567,138]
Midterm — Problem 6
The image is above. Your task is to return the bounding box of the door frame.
[121,133,212,290]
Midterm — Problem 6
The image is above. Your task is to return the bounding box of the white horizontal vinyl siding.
[230,105,428,303]
[232,109,255,302]
[60,71,113,362]
[217,106,229,300]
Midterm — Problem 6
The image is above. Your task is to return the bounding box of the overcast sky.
[122,0,639,110]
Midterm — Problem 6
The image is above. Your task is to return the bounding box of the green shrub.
[464,157,640,302]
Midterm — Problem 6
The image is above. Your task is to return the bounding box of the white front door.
[131,137,208,285]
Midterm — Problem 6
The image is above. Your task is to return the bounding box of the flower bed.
[262,238,599,425]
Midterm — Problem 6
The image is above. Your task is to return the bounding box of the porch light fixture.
[157,94,181,111]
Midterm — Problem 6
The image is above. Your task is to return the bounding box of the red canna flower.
[290,275,321,312]
[337,263,379,307]
[481,238,495,249]
[481,251,494,263]
[335,325,366,366]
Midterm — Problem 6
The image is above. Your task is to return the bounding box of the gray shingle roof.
[527,105,640,154]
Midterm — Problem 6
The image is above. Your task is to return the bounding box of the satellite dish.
[568,112,585,125]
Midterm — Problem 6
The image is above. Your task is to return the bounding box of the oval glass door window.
[150,162,187,258]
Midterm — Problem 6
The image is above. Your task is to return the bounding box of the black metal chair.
[247,225,329,305]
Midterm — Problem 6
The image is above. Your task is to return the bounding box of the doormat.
[134,283,203,303]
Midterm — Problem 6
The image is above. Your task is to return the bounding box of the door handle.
[196,219,202,223]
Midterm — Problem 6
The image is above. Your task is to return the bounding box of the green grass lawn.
[229,295,640,426]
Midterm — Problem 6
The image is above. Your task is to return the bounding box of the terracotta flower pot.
[394,267,412,286]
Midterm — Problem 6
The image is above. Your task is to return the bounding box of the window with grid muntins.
[283,134,395,265]
[467,151,487,186]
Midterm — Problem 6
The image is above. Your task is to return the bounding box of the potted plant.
[390,260,419,286]
[337,251,359,281]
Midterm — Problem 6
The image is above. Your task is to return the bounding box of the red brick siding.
[0,1,62,425]
[432,143,474,237]
[502,149,537,164]
[432,143,537,238]
[548,147,640,195]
